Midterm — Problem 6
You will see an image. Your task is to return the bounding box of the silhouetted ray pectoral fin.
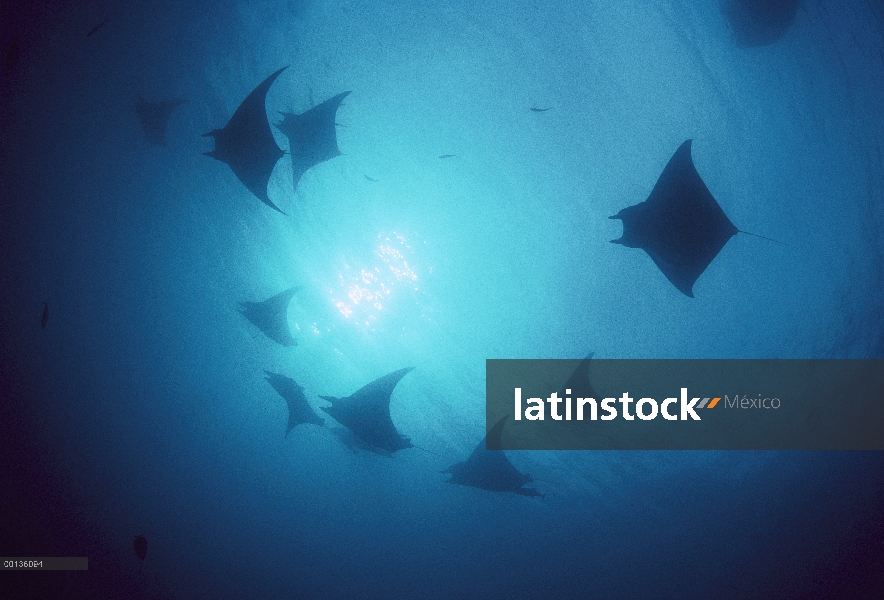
[722,0,799,47]
[277,90,351,191]
[446,416,540,497]
[609,139,739,297]
[485,416,508,450]
[239,286,300,346]
[558,352,596,399]
[347,367,414,411]
[319,367,415,454]
[644,247,699,298]
[203,67,289,213]
[265,371,324,435]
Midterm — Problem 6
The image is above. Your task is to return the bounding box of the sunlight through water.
[331,231,422,331]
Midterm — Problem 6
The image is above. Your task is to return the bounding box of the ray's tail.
[411,443,441,457]
[737,229,794,248]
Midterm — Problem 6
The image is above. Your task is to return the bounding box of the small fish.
[41,301,48,328]
[438,154,456,159]
[4,37,19,70]
[530,107,551,112]
[86,20,107,37]
[133,535,147,560]
[364,175,378,182]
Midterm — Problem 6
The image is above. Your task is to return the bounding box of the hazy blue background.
[2,1,883,598]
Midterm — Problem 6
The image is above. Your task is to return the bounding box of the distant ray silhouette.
[319,367,414,454]
[239,286,300,346]
[135,98,184,146]
[203,67,288,214]
[610,140,740,297]
[444,416,541,498]
[264,371,324,436]
[558,352,596,399]
[276,91,350,191]
[722,0,799,47]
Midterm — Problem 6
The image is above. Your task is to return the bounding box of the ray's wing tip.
[263,66,289,85]
[396,366,417,380]
[390,366,416,379]
[679,138,694,155]
[674,277,697,297]
[259,197,288,215]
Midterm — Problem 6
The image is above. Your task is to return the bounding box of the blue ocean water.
[1,1,883,598]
